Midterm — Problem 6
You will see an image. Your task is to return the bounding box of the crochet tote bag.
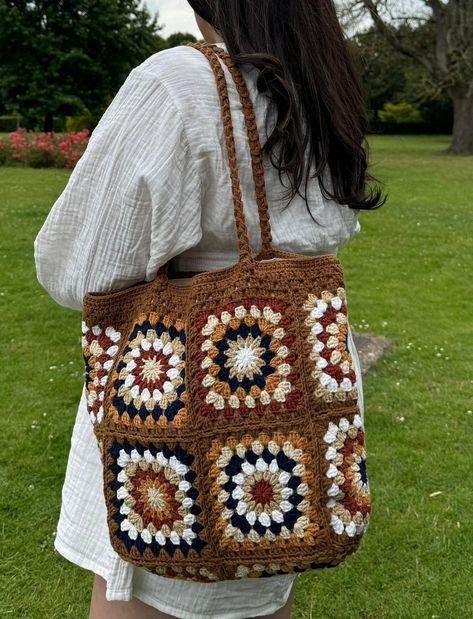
[81,42,372,582]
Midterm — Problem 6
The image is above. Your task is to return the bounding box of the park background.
[1,1,472,617]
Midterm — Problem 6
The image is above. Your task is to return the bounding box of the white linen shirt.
[34,41,361,311]
[34,41,364,617]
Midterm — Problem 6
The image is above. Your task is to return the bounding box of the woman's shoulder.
[132,44,218,94]
[126,44,239,149]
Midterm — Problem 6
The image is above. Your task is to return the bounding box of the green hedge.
[0,116,23,132]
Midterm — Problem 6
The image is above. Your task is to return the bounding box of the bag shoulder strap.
[208,45,274,260]
[188,42,275,263]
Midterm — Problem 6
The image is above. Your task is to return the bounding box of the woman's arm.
[34,65,205,311]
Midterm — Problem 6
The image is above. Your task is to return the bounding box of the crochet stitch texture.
[81,43,372,582]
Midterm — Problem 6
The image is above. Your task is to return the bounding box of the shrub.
[378,101,423,124]
[0,128,89,169]
[66,108,95,132]
[54,130,91,168]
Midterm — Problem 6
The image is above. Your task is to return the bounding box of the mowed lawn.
[1,135,472,618]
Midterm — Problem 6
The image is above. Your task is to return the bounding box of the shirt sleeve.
[34,66,205,311]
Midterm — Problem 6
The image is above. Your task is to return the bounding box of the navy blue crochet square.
[110,316,187,427]
[108,438,205,558]
[207,432,318,549]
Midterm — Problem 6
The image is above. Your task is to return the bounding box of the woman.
[34,1,382,617]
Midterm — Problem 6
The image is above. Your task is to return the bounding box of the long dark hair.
[188,0,384,211]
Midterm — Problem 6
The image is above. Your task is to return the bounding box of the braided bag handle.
[189,43,253,263]
[189,43,274,261]
[206,45,274,259]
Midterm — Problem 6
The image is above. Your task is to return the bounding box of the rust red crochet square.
[194,298,301,420]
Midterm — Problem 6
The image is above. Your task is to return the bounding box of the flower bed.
[0,128,90,169]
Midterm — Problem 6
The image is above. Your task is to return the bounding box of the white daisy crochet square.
[303,288,358,403]
[323,414,371,537]
[81,322,121,424]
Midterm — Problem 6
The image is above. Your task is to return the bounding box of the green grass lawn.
[1,135,472,618]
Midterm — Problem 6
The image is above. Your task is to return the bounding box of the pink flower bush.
[0,128,90,169]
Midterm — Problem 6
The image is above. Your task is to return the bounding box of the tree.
[0,0,165,131]
[166,32,198,47]
[340,0,473,154]
[353,27,418,117]
[354,25,453,132]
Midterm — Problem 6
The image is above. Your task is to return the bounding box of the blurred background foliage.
[0,0,197,132]
[0,1,452,135]
[353,24,453,135]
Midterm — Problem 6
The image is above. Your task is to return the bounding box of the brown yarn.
[189,44,274,259]
[81,42,371,582]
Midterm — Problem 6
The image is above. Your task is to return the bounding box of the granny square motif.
[206,430,320,550]
[106,437,204,557]
[194,298,301,420]
[109,313,187,428]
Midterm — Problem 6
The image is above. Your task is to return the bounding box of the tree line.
[0,0,471,153]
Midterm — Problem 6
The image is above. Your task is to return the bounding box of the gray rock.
[352,334,392,375]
